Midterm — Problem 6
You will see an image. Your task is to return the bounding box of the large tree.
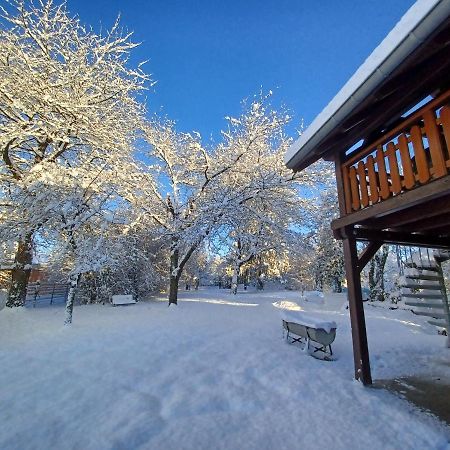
[141,94,314,304]
[24,153,143,323]
[368,245,390,302]
[311,188,345,292]
[225,197,304,295]
[0,0,148,306]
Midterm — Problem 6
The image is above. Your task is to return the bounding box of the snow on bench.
[111,294,136,306]
[281,310,336,333]
[281,310,337,358]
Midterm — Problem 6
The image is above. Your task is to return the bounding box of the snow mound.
[300,290,325,304]
[272,300,302,311]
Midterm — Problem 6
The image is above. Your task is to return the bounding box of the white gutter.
[285,0,450,170]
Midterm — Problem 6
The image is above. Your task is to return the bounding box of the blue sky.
[70,0,416,141]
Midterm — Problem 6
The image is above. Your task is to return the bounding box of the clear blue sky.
[70,0,416,141]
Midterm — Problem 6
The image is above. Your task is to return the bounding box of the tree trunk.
[332,277,342,293]
[256,271,264,290]
[167,237,202,305]
[168,247,180,306]
[368,258,375,300]
[6,233,33,307]
[168,274,180,305]
[131,269,139,301]
[231,262,240,295]
[64,274,81,325]
[375,247,389,301]
[368,246,389,302]
[243,268,249,290]
[314,270,323,291]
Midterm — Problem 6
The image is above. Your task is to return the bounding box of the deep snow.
[0,287,449,450]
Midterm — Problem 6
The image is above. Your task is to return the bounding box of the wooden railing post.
[398,134,415,189]
[366,155,379,204]
[423,109,446,177]
[440,106,450,153]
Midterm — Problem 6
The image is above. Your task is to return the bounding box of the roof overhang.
[285,0,450,171]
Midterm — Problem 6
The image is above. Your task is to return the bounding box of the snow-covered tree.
[310,188,345,292]
[180,244,212,289]
[0,240,16,289]
[368,245,390,302]
[282,242,316,291]
[140,118,219,304]
[226,211,300,295]
[215,95,327,294]
[0,0,149,306]
[140,93,322,304]
[24,153,143,323]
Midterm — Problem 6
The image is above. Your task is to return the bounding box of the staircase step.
[400,283,442,290]
[402,293,443,299]
[404,301,444,309]
[428,319,448,328]
[404,263,439,271]
[405,274,442,282]
[416,265,439,271]
[413,310,447,319]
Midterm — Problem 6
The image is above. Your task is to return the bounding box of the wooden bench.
[112,294,136,306]
[281,311,337,358]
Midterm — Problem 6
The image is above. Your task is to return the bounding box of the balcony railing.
[340,89,450,214]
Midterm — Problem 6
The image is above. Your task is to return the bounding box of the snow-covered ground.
[0,287,449,450]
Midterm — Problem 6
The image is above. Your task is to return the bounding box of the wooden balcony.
[340,89,450,214]
[332,89,450,248]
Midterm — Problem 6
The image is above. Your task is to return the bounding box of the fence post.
[50,284,56,305]
[33,284,38,308]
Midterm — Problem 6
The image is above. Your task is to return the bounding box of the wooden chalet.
[285,0,450,385]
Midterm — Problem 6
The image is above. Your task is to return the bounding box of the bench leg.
[311,343,333,358]
[285,331,305,346]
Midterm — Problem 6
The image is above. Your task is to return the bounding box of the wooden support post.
[335,154,372,385]
[342,234,372,385]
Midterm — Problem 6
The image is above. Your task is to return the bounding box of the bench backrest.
[112,294,136,305]
[283,320,336,346]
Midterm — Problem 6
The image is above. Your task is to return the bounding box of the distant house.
[0,264,47,290]
[285,0,450,384]
[28,265,47,283]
